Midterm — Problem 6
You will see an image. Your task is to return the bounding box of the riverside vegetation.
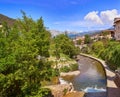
[0,12,80,97]
[81,37,120,71]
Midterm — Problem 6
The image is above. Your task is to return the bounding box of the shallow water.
[61,55,107,93]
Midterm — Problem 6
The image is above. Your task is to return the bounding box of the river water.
[61,55,107,93]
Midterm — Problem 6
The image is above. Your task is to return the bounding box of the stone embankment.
[114,71,120,87]
[80,53,120,97]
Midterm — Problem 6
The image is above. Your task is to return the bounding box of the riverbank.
[45,54,109,97]
[79,53,120,97]
[63,91,85,97]
[44,84,85,97]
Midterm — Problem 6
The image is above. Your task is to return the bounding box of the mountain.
[0,14,16,26]
[67,30,102,39]
[107,26,114,30]
[49,30,63,37]
[49,29,103,38]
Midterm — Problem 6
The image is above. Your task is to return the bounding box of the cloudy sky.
[0,0,120,32]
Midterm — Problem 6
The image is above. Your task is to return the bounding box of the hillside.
[0,14,16,26]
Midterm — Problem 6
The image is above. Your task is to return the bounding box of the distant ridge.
[0,14,16,26]
[68,30,102,39]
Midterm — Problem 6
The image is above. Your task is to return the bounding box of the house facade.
[114,18,120,40]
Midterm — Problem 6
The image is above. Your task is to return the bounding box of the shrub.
[70,63,78,71]
[37,88,53,97]
[60,63,78,73]
[60,66,71,72]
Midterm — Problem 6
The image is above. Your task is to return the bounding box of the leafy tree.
[84,34,91,44]
[91,41,104,55]
[0,12,54,97]
[54,34,80,58]
[76,39,82,45]
[90,40,120,70]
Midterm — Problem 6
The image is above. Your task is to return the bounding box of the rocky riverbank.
[44,84,85,97]
[63,91,85,97]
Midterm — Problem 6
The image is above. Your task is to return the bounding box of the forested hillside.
[0,14,16,26]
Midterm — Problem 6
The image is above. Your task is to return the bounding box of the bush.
[60,63,78,73]
[70,63,78,71]
[60,66,71,72]
[37,88,53,97]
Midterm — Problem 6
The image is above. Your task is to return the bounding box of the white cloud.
[84,11,103,25]
[100,9,120,24]
[84,9,120,26]
[53,9,120,31]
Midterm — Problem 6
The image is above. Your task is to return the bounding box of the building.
[101,30,115,40]
[114,18,120,40]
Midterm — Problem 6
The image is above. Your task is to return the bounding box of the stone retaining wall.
[85,92,107,97]
[114,73,120,87]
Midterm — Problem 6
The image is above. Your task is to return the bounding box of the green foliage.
[60,66,71,73]
[63,88,68,96]
[34,88,53,97]
[76,39,82,45]
[53,34,80,58]
[91,41,104,55]
[84,34,91,44]
[101,31,109,36]
[70,63,79,71]
[90,40,120,70]
[81,46,91,54]
[60,63,78,72]
[0,12,54,97]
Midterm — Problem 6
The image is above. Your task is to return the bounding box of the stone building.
[114,18,120,40]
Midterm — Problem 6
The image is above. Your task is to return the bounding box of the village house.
[74,36,85,45]
[101,30,115,39]
[114,18,120,40]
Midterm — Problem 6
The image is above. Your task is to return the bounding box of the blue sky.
[0,0,120,32]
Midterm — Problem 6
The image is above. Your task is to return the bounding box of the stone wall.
[114,72,120,87]
[85,92,107,97]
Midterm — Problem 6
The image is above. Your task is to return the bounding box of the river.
[60,55,107,93]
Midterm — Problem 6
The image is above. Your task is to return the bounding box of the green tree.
[0,12,54,97]
[91,40,120,70]
[84,34,91,44]
[76,39,82,45]
[91,41,104,55]
[54,34,80,58]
